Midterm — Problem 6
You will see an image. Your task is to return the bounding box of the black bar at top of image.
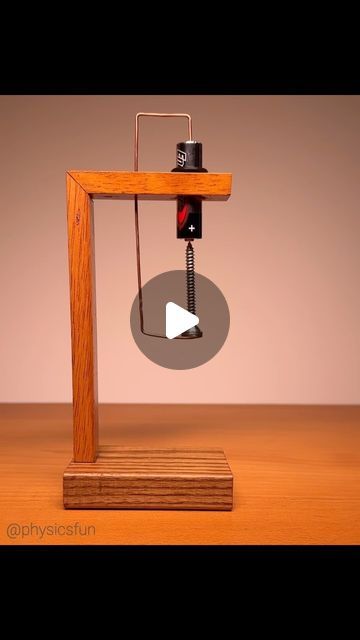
[1,49,359,95]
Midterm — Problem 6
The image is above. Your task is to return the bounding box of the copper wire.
[133,113,193,338]
[134,113,192,171]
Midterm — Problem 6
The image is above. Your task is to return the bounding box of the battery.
[172,141,207,240]
[176,196,202,239]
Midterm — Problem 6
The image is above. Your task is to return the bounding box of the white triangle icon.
[166,302,200,339]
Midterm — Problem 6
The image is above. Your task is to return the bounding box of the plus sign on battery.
[189,225,195,232]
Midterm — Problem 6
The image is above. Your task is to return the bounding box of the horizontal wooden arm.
[67,171,232,200]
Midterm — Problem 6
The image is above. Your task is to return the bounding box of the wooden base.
[63,446,233,510]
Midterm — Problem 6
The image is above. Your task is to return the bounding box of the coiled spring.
[186,241,196,315]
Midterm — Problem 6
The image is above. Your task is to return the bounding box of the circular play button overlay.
[130,270,230,370]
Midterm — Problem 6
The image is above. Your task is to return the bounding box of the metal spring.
[186,241,196,315]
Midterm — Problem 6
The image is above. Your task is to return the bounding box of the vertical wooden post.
[67,174,98,462]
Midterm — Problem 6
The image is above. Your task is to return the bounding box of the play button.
[165,302,200,339]
[130,270,230,370]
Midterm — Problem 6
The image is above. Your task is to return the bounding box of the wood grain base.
[63,446,233,510]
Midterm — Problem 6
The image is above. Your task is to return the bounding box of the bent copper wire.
[133,113,193,339]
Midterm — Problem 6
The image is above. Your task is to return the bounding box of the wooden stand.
[63,170,233,510]
[64,446,233,510]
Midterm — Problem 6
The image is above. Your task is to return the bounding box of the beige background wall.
[0,95,359,403]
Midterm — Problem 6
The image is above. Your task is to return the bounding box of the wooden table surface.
[1,404,359,545]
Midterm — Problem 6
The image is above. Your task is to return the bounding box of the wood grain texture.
[67,174,98,462]
[68,171,232,200]
[1,404,360,544]
[64,446,233,510]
